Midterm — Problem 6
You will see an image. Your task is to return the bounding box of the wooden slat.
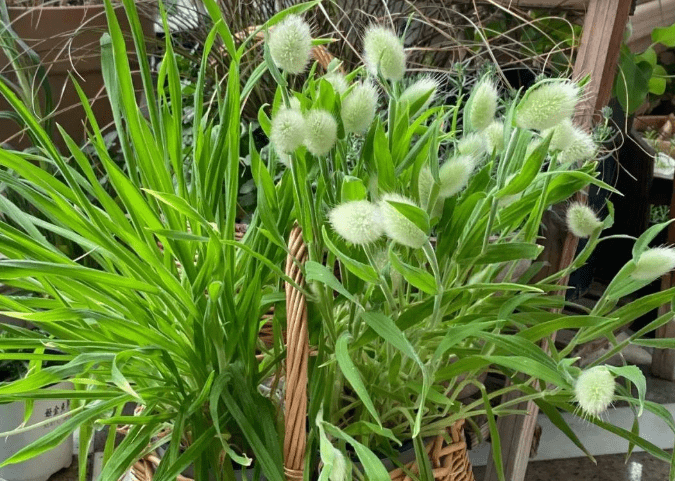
[482,0,632,479]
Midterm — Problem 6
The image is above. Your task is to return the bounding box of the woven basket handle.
[283,226,309,480]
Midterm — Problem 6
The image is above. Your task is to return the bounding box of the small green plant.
[613,21,675,115]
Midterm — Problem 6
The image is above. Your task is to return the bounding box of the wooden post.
[483,0,632,479]
[651,177,675,380]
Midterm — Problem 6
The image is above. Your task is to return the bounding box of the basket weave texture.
[128,230,475,481]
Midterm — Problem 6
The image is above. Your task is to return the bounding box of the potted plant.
[2,3,675,481]
[248,17,675,480]
[0,331,73,481]
[0,0,327,479]
[0,0,156,150]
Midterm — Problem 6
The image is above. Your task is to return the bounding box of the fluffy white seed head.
[457,133,486,158]
[380,193,428,249]
[267,15,312,75]
[566,202,603,238]
[341,82,378,134]
[516,81,580,131]
[304,109,338,157]
[363,25,406,81]
[323,72,348,95]
[631,247,675,281]
[438,155,475,198]
[575,366,615,418]
[560,129,598,164]
[270,108,306,154]
[544,117,575,152]
[466,79,498,131]
[484,121,505,154]
[329,200,383,245]
[399,77,439,116]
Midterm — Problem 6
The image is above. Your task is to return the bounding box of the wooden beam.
[573,0,633,130]
[482,0,632,479]
[651,171,675,380]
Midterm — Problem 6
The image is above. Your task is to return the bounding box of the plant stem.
[363,244,397,316]
[422,240,443,327]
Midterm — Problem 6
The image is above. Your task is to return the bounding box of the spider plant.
[0,1,322,480]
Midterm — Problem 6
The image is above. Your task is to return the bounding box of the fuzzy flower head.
[566,202,603,238]
[631,247,675,281]
[560,129,598,164]
[399,77,439,117]
[341,82,378,134]
[457,133,486,159]
[544,118,597,163]
[270,108,305,154]
[329,200,383,245]
[380,193,428,249]
[574,366,615,418]
[544,117,575,152]
[304,109,338,157]
[323,72,348,95]
[363,25,406,81]
[516,80,580,131]
[267,15,313,75]
[484,121,505,154]
[466,78,498,131]
[438,155,475,198]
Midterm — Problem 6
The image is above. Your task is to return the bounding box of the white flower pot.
[0,382,73,481]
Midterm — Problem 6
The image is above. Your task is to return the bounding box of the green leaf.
[336,333,381,425]
[388,246,436,295]
[321,421,391,480]
[481,386,505,481]
[386,200,430,235]
[614,46,652,115]
[636,47,657,67]
[536,397,595,460]
[462,243,543,265]
[341,176,367,202]
[607,365,646,416]
[653,22,675,47]
[649,70,667,96]
[360,311,429,436]
[374,121,395,191]
[322,227,379,283]
[413,434,434,481]
[305,261,358,304]
[497,132,552,198]
[634,220,675,259]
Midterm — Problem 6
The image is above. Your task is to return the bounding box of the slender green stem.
[422,240,443,327]
[363,244,397,315]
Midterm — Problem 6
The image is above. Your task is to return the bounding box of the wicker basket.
[127,227,475,481]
